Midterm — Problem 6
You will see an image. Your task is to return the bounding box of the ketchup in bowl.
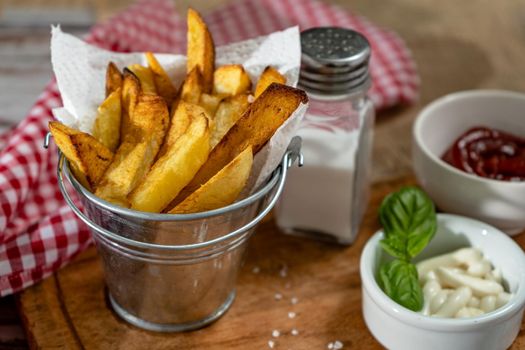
[442,126,525,181]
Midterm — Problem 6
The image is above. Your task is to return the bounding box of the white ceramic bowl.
[412,90,525,234]
[360,214,525,350]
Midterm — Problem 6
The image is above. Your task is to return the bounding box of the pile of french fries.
[50,9,307,214]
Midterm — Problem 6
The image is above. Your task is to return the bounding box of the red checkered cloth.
[0,0,419,296]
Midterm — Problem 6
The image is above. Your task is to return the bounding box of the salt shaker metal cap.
[299,27,371,96]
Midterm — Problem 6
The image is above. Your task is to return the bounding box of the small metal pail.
[56,137,302,332]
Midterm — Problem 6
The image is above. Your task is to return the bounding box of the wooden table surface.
[17,177,525,349]
[2,0,525,348]
[15,177,525,349]
[17,178,407,350]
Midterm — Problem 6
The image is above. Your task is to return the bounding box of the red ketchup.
[442,126,525,182]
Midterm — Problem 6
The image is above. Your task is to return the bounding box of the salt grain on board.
[280,268,288,278]
[288,311,296,319]
[328,342,334,349]
[291,329,299,336]
[272,330,280,338]
[291,297,298,305]
[333,340,344,349]
[274,293,283,300]
[268,340,275,349]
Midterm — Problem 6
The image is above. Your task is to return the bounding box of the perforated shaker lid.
[299,27,371,96]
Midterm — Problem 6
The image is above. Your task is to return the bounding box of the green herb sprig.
[377,186,437,311]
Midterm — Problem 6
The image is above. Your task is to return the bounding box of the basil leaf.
[379,238,406,260]
[379,187,437,260]
[378,259,423,311]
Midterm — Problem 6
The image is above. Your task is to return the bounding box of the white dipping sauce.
[417,247,512,318]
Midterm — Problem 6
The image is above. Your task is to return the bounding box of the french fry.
[187,8,215,93]
[212,64,251,97]
[121,70,141,140]
[169,146,253,214]
[145,52,178,106]
[95,94,169,205]
[254,66,287,98]
[199,93,222,117]
[127,64,157,94]
[156,101,200,159]
[130,95,169,146]
[49,121,113,190]
[56,8,307,213]
[105,62,122,97]
[173,83,308,204]
[92,88,121,152]
[181,67,204,104]
[210,93,250,148]
[122,69,141,113]
[129,114,210,212]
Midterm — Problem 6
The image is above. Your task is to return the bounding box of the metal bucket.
[56,137,302,332]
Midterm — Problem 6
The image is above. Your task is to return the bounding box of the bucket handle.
[57,137,303,251]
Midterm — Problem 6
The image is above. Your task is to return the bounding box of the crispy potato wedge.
[168,89,182,114]
[156,100,201,159]
[210,93,250,148]
[254,66,287,98]
[129,114,210,212]
[122,69,141,113]
[121,70,141,138]
[169,146,253,214]
[127,64,157,94]
[106,62,123,97]
[145,52,178,106]
[212,64,252,97]
[199,93,222,117]
[181,67,204,104]
[187,8,215,93]
[174,83,307,204]
[95,94,169,205]
[49,121,113,190]
[92,88,122,152]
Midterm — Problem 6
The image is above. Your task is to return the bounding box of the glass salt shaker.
[276,27,375,245]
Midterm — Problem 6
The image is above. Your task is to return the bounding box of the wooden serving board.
[17,177,525,349]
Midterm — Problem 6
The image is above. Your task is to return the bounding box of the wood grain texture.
[16,177,525,349]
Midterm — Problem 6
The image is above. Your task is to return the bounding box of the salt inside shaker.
[275,27,375,245]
